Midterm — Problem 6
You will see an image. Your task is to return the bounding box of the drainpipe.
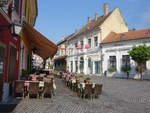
[99,27,103,76]
[100,45,103,76]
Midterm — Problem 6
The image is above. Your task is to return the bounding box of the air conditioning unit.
[0,0,8,7]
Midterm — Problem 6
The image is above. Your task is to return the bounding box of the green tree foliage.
[128,45,150,79]
[128,45,150,64]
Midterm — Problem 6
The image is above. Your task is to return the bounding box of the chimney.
[103,3,109,16]
[87,17,91,23]
[95,13,98,21]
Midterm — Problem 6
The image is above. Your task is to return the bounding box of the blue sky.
[35,0,150,44]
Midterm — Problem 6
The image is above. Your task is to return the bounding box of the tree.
[128,45,150,80]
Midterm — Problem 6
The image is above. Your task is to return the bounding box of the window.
[88,39,91,48]
[14,0,20,15]
[94,36,98,47]
[75,43,78,48]
[122,55,130,69]
[80,40,83,49]
[109,56,116,69]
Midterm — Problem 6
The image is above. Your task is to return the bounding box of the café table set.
[55,71,103,99]
[15,74,55,99]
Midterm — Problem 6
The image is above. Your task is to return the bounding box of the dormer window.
[120,34,125,38]
[145,30,150,35]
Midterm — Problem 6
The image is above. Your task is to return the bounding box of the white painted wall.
[102,38,150,79]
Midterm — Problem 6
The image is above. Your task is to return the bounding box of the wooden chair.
[28,82,39,98]
[93,84,103,98]
[43,82,53,98]
[83,84,93,99]
[15,80,25,98]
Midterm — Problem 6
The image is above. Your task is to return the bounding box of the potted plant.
[108,68,116,73]
[85,77,91,83]
[121,66,131,79]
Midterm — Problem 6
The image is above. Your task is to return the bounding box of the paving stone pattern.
[12,77,150,113]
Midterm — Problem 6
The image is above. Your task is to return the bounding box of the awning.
[22,22,58,59]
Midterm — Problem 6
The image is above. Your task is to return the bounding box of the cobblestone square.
[12,77,150,113]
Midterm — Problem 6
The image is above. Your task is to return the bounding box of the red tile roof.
[101,28,150,44]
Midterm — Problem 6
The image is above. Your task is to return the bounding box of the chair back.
[94,84,103,95]
[43,82,53,94]
[84,84,93,95]
[28,82,39,94]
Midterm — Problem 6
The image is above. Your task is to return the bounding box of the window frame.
[94,36,98,47]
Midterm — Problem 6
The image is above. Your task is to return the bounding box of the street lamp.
[0,23,22,36]
[11,23,22,36]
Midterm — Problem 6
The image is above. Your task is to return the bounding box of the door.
[70,61,73,72]
[0,46,5,101]
[8,46,17,95]
[95,61,101,74]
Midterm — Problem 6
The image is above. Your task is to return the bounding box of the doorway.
[0,45,5,101]
[8,45,17,96]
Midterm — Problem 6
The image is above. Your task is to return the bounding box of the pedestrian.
[104,70,107,77]
[51,77,56,96]
[127,71,129,79]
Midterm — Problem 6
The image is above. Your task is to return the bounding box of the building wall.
[66,8,128,75]
[66,29,101,75]
[102,38,150,80]
[0,8,20,102]
[19,0,38,77]
[100,8,128,41]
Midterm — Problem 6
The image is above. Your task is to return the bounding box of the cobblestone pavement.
[12,77,150,113]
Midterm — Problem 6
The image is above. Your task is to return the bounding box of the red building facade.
[0,8,20,101]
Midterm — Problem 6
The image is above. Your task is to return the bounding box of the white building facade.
[66,4,128,75]
[102,29,150,80]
